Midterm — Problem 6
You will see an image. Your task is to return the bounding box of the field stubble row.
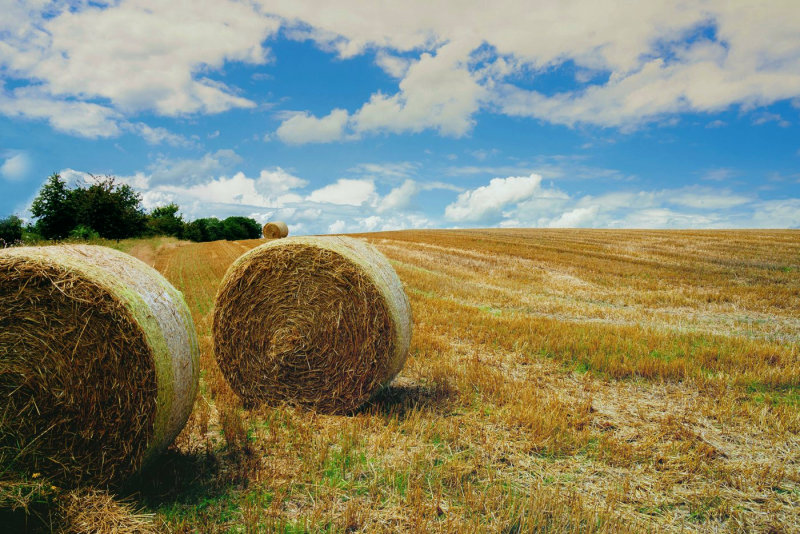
[124,229,799,533]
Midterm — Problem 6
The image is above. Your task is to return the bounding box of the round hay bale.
[262,221,289,239]
[213,236,411,414]
[0,245,199,488]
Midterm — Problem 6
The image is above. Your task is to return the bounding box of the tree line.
[0,173,262,246]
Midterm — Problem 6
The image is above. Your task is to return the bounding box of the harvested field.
[8,230,799,532]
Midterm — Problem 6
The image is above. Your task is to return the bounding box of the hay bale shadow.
[124,448,221,507]
[359,378,455,418]
[0,506,52,534]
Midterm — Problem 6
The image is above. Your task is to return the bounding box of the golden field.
[9,229,800,532]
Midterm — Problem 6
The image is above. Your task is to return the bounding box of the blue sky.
[1,1,799,234]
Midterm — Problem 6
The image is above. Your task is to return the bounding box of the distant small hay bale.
[0,245,199,488]
[262,221,289,239]
[213,236,411,414]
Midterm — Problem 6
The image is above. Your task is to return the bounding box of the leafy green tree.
[183,218,208,242]
[30,173,76,239]
[0,215,23,245]
[203,218,225,241]
[221,216,261,240]
[147,203,184,237]
[183,216,261,242]
[71,176,146,240]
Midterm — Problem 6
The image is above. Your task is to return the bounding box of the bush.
[0,215,23,246]
[183,216,262,242]
[147,203,184,237]
[30,173,147,241]
[69,225,100,241]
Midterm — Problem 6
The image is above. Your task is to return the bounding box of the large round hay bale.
[262,221,289,239]
[213,236,411,413]
[0,245,199,488]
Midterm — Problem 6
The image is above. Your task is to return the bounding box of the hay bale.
[213,236,411,413]
[262,221,289,239]
[0,245,199,488]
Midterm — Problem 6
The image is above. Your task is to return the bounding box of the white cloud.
[127,122,193,147]
[752,112,791,128]
[438,171,788,230]
[751,199,800,229]
[351,162,417,181]
[0,85,122,138]
[275,109,350,144]
[264,1,800,133]
[4,1,799,139]
[0,152,30,181]
[546,206,599,228]
[352,41,485,137]
[52,155,452,234]
[444,173,544,222]
[58,168,96,188]
[375,51,411,78]
[2,1,278,116]
[613,208,719,229]
[702,168,735,181]
[272,41,486,143]
[361,215,382,231]
[147,150,242,186]
[256,167,309,194]
[328,219,347,233]
[378,179,418,213]
[131,165,310,212]
[665,187,751,209]
[307,178,376,206]
[145,172,275,209]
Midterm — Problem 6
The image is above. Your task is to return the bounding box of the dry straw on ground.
[213,236,411,413]
[56,489,156,534]
[262,221,289,239]
[0,245,199,491]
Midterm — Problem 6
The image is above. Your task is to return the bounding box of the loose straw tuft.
[213,236,411,414]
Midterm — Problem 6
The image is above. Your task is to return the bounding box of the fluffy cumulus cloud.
[546,207,599,228]
[378,180,418,213]
[273,41,485,144]
[307,178,376,206]
[438,172,799,229]
[64,152,436,233]
[2,1,277,114]
[352,41,485,137]
[445,173,546,222]
[266,0,800,139]
[275,109,350,144]
[328,219,347,233]
[3,2,799,141]
[0,1,278,140]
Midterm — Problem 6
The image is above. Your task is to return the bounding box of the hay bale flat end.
[213,236,411,414]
